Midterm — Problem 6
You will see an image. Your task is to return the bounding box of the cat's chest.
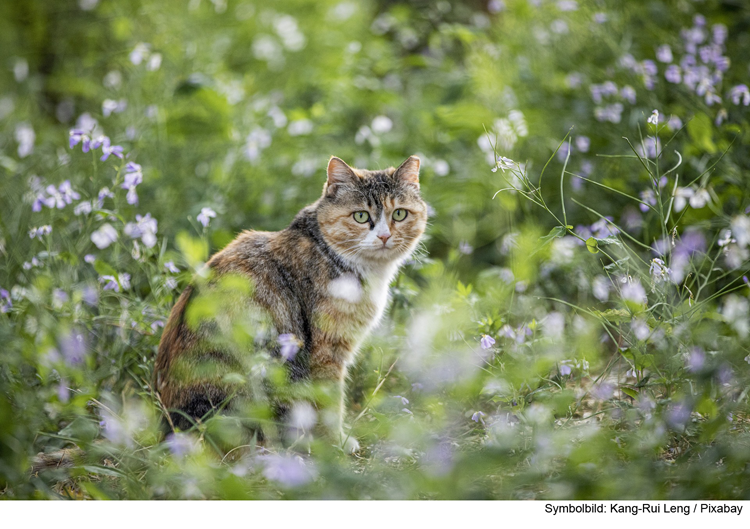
[319,267,395,332]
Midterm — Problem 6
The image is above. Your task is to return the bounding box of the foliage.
[1,0,750,499]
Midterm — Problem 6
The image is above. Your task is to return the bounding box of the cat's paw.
[339,435,360,454]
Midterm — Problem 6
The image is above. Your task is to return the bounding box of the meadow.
[1,0,750,499]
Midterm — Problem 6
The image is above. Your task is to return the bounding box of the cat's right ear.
[325,156,358,197]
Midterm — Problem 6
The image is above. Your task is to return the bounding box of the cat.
[154,155,427,452]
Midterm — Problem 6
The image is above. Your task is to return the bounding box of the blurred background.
[1,0,750,499]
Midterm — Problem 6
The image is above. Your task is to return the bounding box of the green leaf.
[586,237,599,254]
[604,257,630,270]
[595,236,621,247]
[540,225,567,243]
[457,281,473,297]
[93,260,117,278]
[621,387,639,399]
[687,113,717,153]
[176,231,208,269]
[594,309,631,323]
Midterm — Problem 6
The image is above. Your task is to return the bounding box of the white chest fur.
[325,263,398,330]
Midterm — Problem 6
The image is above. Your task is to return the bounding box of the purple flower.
[28,225,52,240]
[81,285,98,306]
[664,65,681,84]
[196,207,217,227]
[575,136,590,153]
[57,381,70,403]
[74,201,93,216]
[261,454,316,488]
[712,24,727,45]
[458,240,473,255]
[123,163,143,189]
[99,137,124,161]
[674,230,706,260]
[394,395,409,406]
[91,223,118,249]
[100,273,130,292]
[620,85,636,104]
[686,348,705,373]
[32,193,46,212]
[480,334,496,349]
[656,45,673,63]
[590,217,618,238]
[164,261,180,274]
[58,180,80,204]
[667,402,692,430]
[124,213,158,248]
[594,103,623,123]
[97,187,114,208]
[641,60,657,76]
[730,85,750,106]
[621,280,647,304]
[60,330,87,365]
[591,381,614,400]
[639,189,657,213]
[89,135,106,150]
[278,333,300,361]
[0,288,12,313]
[471,411,486,424]
[165,433,199,458]
[559,364,572,376]
[69,128,86,149]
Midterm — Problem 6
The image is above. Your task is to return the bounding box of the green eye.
[392,208,407,221]
[353,211,370,223]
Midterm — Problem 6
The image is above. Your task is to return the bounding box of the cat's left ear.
[394,155,420,190]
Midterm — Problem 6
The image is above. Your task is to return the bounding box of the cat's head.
[316,156,427,267]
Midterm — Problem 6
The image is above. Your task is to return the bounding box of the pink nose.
[378,234,391,245]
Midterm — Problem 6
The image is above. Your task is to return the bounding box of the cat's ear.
[325,156,358,197]
[394,155,421,189]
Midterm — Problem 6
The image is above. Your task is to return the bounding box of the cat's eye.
[353,211,370,224]
[392,209,408,222]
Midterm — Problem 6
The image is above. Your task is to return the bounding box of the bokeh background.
[1,0,750,499]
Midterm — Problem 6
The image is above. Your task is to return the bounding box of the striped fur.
[154,156,427,450]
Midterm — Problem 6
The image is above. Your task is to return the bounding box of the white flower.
[592,276,610,301]
[631,319,650,341]
[621,280,647,304]
[717,229,736,248]
[370,115,393,134]
[74,201,93,216]
[15,122,35,158]
[124,213,158,248]
[673,186,694,212]
[649,258,672,283]
[730,215,750,248]
[197,207,217,227]
[91,223,118,249]
[287,119,313,136]
[722,295,749,338]
[492,156,515,173]
[689,188,710,209]
[647,109,659,125]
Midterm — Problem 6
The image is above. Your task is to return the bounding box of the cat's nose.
[378,234,391,245]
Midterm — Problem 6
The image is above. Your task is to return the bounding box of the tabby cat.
[154,155,427,452]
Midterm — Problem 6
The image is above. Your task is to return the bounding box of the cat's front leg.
[309,357,359,453]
